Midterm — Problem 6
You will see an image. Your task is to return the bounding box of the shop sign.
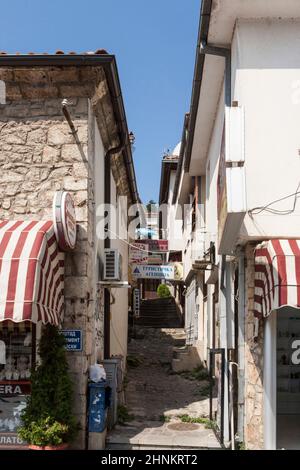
[132,264,175,280]
[0,382,31,396]
[61,330,82,351]
[53,191,77,251]
[129,243,148,263]
[135,239,168,252]
[172,262,184,281]
[0,433,26,447]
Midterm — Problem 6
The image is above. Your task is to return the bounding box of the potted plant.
[18,325,77,450]
[157,283,171,298]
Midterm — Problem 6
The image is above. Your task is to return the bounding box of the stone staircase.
[135,297,182,328]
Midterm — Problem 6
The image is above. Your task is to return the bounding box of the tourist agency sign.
[131,263,183,281]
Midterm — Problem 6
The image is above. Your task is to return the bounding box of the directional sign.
[61,330,82,351]
[131,264,175,280]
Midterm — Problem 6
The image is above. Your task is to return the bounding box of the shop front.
[254,239,300,449]
[0,218,65,448]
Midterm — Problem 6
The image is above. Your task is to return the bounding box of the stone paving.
[106,328,221,450]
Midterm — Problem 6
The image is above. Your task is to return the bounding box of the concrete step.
[106,421,221,450]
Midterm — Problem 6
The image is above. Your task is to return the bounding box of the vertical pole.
[209,349,214,421]
[221,348,225,445]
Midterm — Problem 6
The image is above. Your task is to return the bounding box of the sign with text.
[129,243,149,263]
[132,264,175,280]
[0,433,26,447]
[0,381,31,397]
[135,239,168,252]
[61,330,82,352]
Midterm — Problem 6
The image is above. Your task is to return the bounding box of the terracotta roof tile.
[0,49,108,56]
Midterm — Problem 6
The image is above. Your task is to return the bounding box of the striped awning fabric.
[254,239,300,318]
[0,220,64,325]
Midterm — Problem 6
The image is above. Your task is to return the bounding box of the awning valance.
[254,239,300,318]
[0,220,64,325]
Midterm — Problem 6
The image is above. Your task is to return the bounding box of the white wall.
[232,19,300,242]
[110,175,129,367]
[93,117,129,366]
[167,171,183,252]
[205,89,224,253]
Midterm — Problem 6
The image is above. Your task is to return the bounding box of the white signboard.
[132,264,175,280]
[129,243,148,263]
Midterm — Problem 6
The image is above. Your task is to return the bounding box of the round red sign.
[53,191,77,251]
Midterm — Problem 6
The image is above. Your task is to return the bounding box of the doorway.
[277,308,300,449]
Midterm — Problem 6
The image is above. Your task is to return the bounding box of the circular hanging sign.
[53,191,77,251]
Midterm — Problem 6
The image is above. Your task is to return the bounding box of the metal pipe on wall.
[104,141,125,360]
[237,250,246,442]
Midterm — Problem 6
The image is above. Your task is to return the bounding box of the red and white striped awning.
[0,220,64,325]
[254,239,300,318]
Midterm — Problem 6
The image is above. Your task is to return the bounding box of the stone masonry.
[0,65,131,448]
[244,243,264,449]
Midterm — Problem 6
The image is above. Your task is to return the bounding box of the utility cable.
[248,183,300,215]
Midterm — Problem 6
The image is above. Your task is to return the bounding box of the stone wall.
[0,95,94,448]
[244,243,264,449]
[0,64,133,449]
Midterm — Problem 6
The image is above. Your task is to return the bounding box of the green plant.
[199,384,210,397]
[18,324,77,446]
[117,405,134,425]
[157,284,171,298]
[159,415,171,423]
[178,414,216,430]
[18,417,69,447]
[127,354,143,368]
[237,441,246,450]
[179,365,209,381]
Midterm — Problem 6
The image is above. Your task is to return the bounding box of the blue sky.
[0,0,200,203]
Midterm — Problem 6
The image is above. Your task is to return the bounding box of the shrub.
[18,324,77,446]
[178,415,216,429]
[117,405,134,425]
[18,417,69,447]
[157,284,171,298]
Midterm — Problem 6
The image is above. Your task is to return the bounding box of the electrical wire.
[248,183,300,215]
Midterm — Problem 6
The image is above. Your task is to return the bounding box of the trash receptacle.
[88,381,111,433]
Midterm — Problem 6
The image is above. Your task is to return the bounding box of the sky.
[0,0,201,203]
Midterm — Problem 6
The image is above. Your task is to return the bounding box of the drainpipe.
[104,140,125,359]
[229,361,239,450]
[237,249,246,443]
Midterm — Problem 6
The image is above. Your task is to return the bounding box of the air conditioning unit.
[104,249,122,281]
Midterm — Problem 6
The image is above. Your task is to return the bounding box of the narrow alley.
[106,326,221,450]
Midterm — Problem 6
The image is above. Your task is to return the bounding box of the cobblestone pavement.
[106,327,221,450]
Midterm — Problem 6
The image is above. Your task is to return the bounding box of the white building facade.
[172,0,300,450]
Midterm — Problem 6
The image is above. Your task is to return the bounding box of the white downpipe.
[264,312,277,449]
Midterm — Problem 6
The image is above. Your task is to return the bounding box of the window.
[0,322,35,438]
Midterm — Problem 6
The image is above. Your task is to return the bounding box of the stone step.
[106,421,222,450]
[106,442,220,450]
